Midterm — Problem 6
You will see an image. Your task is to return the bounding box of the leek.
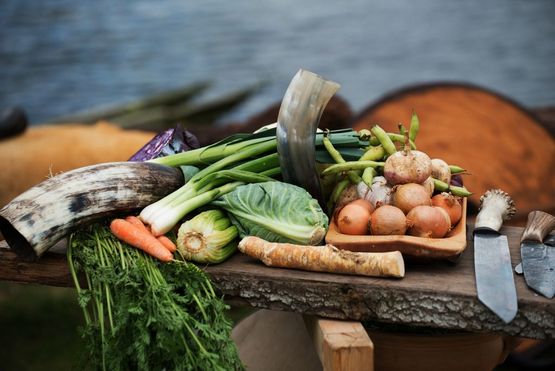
[140,128,368,236]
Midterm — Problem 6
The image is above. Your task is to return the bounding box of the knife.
[474,189,517,323]
[520,211,555,298]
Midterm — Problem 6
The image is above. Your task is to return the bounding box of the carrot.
[157,235,177,253]
[125,216,176,252]
[238,236,404,278]
[110,218,173,262]
[125,216,151,233]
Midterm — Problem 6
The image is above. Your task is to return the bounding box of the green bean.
[362,167,376,186]
[409,111,420,143]
[433,178,449,192]
[322,136,346,164]
[370,125,397,155]
[398,123,407,137]
[348,171,363,184]
[449,185,472,197]
[369,133,416,150]
[432,179,472,197]
[359,145,386,161]
[321,160,385,177]
[327,177,350,215]
[323,135,362,184]
[449,165,467,174]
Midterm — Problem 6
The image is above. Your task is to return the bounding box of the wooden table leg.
[304,316,374,371]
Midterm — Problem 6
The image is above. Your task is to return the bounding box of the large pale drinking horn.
[0,162,183,260]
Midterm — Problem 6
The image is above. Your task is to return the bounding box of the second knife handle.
[521,210,555,243]
[474,189,516,232]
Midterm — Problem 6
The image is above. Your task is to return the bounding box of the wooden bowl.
[325,198,467,259]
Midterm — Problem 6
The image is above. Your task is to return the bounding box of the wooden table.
[1,226,553,341]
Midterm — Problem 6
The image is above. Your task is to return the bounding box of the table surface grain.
[1,225,553,340]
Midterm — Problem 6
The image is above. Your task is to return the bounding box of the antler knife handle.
[521,211,555,243]
[474,189,516,232]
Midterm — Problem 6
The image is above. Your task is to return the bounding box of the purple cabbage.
[129,124,200,161]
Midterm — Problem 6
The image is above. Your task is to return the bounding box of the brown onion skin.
[349,199,375,212]
[337,201,372,235]
[369,205,407,236]
[392,183,431,214]
[421,176,435,197]
[383,150,432,185]
[431,193,462,226]
[406,205,451,238]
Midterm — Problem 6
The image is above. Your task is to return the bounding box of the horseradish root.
[238,236,405,278]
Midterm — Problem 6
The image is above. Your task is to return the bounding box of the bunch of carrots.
[110,216,176,262]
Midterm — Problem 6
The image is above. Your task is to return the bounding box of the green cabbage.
[212,182,328,245]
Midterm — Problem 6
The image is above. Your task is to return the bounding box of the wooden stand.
[305,317,374,371]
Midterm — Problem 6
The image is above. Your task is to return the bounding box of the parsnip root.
[238,236,404,278]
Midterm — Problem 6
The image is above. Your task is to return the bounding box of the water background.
[1,0,554,125]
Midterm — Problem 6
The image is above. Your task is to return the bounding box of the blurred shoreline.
[1,0,554,124]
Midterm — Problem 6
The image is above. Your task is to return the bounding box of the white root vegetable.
[431,158,451,185]
[363,176,393,208]
[383,135,432,185]
[238,236,405,278]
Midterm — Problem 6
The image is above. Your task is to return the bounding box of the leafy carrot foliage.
[68,222,243,371]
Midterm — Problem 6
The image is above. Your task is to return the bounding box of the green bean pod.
[449,165,467,174]
[409,112,420,143]
[432,178,472,197]
[362,167,377,186]
[331,178,350,203]
[322,136,346,164]
[359,145,386,161]
[369,133,416,150]
[321,160,385,177]
[370,125,397,156]
[398,123,407,137]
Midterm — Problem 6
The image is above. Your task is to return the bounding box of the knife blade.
[474,189,517,323]
[520,211,555,298]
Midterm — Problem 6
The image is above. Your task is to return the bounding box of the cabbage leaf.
[212,182,328,245]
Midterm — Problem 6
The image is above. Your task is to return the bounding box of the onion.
[369,205,407,236]
[349,199,375,212]
[421,176,435,197]
[383,147,432,185]
[406,205,451,238]
[392,183,431,214]
[363,176,393,208]
[430,158,451,185]
[337,200,372,235]
[431,193,462,226]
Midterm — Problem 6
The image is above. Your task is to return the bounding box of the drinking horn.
[0,162,183,260]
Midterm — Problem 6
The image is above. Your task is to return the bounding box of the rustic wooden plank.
[304,317,374,371]
[1,226,554,339]
[0,247,72,288]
